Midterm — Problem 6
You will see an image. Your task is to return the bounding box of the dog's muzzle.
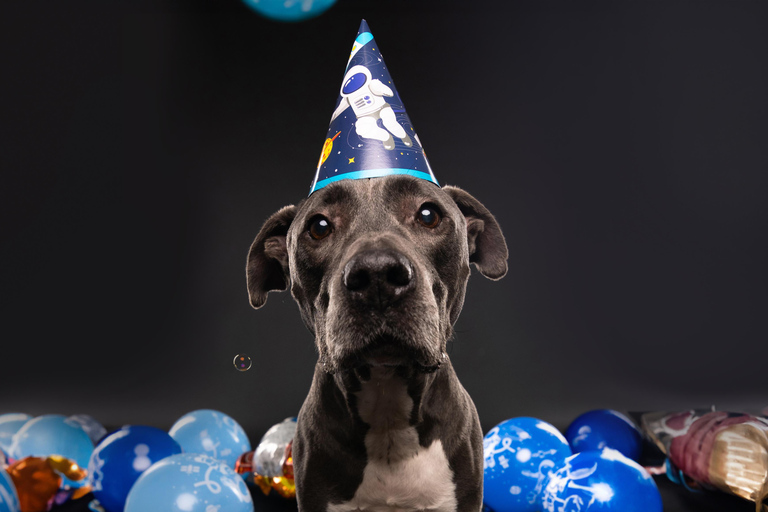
[342,248,415,310]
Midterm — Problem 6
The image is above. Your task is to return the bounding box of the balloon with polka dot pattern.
[88,425,182,512]
[565,409,643,462]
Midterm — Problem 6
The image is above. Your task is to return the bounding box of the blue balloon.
[124,453,254,512]
[565,410,643,462]
[483,417,572,512]
[88,425,183,512]
[8,414,93,489]
[540,448,663,512]
[0,413,31,454]
[0,469,21,512]
[169,410,251,469]
[241,0,336,22]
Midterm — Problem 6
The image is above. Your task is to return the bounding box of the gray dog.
[246,175,508,512]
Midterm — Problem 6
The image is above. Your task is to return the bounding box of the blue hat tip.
[358,19,370,33]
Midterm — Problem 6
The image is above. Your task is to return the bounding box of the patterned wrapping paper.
[642,409,768,511]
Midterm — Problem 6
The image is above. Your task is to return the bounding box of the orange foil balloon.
[7,455,87,512]
[252,473,273,496]
[7,457,62,512]
[270,475,296,499]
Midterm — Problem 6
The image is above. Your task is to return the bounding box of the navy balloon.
[483,417,572,512]
[88,425,182,512]
[241,0,336,22]
[565,410,643,462]
[540,448,662,512]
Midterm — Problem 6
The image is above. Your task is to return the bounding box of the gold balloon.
[270,475,296,499]
[251,473,273,496]
[708,422,768,508]
[8,457,62,512]
[45,455,87,482]
[6,455,87,512]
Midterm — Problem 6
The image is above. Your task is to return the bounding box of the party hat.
[309,20,439,196]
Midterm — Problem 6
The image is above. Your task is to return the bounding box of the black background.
[1,0,767,492]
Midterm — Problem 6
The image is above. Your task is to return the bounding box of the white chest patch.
[327,368,457,512]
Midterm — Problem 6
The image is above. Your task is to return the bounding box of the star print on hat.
[309,19,439,196]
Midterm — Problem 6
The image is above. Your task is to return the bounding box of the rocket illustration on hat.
[309,20,440,196]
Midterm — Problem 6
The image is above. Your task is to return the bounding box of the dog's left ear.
[246,205,297,309]
[443,186,508,280]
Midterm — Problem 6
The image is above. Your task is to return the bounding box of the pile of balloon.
[0,409,297,512]
[482,410,663,512]
[483,407,768,512]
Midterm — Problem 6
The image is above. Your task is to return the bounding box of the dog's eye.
[308,216,332,240]
[416,204,441,228]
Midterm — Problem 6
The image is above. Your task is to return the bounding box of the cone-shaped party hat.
[309,20,439,196]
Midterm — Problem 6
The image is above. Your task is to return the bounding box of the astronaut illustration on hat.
[330,65,413,151]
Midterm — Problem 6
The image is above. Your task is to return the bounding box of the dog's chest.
[328,368,457,512]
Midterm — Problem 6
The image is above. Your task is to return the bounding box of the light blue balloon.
[89,425,183,512]
[8,414,93,489]
[0,469,21,512]
[565,409,643,462]
[483,417,572,512]
[169,410,251,469]
[0,413,31,454]
[540,448,663,512]
[241,0,337,22]
[124,453,254,512]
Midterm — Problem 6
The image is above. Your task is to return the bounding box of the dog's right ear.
[246,205,297,309]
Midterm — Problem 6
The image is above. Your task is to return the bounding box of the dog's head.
[246,176,507,373]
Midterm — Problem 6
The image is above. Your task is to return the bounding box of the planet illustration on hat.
[309,19,439,196]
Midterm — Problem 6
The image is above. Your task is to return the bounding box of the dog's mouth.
[363,342,408,367]
[330,334,443,374]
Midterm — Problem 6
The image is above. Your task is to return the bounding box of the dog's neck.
[325,360,449,431]
[331,363,442,464]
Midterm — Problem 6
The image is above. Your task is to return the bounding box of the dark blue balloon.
[540,448,662,512]
[88,425,182,512]
[483,417,572,512]
[565,410,643,462]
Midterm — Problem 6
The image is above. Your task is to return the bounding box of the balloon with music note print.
[169,410,251,469]
[483,417,572,512]
[124,453,254,512]
[540,448,662,512]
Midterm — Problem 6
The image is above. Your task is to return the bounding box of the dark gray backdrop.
[1,0,766,442]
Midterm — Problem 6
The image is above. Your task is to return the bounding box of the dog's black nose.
[343,249,414,308]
